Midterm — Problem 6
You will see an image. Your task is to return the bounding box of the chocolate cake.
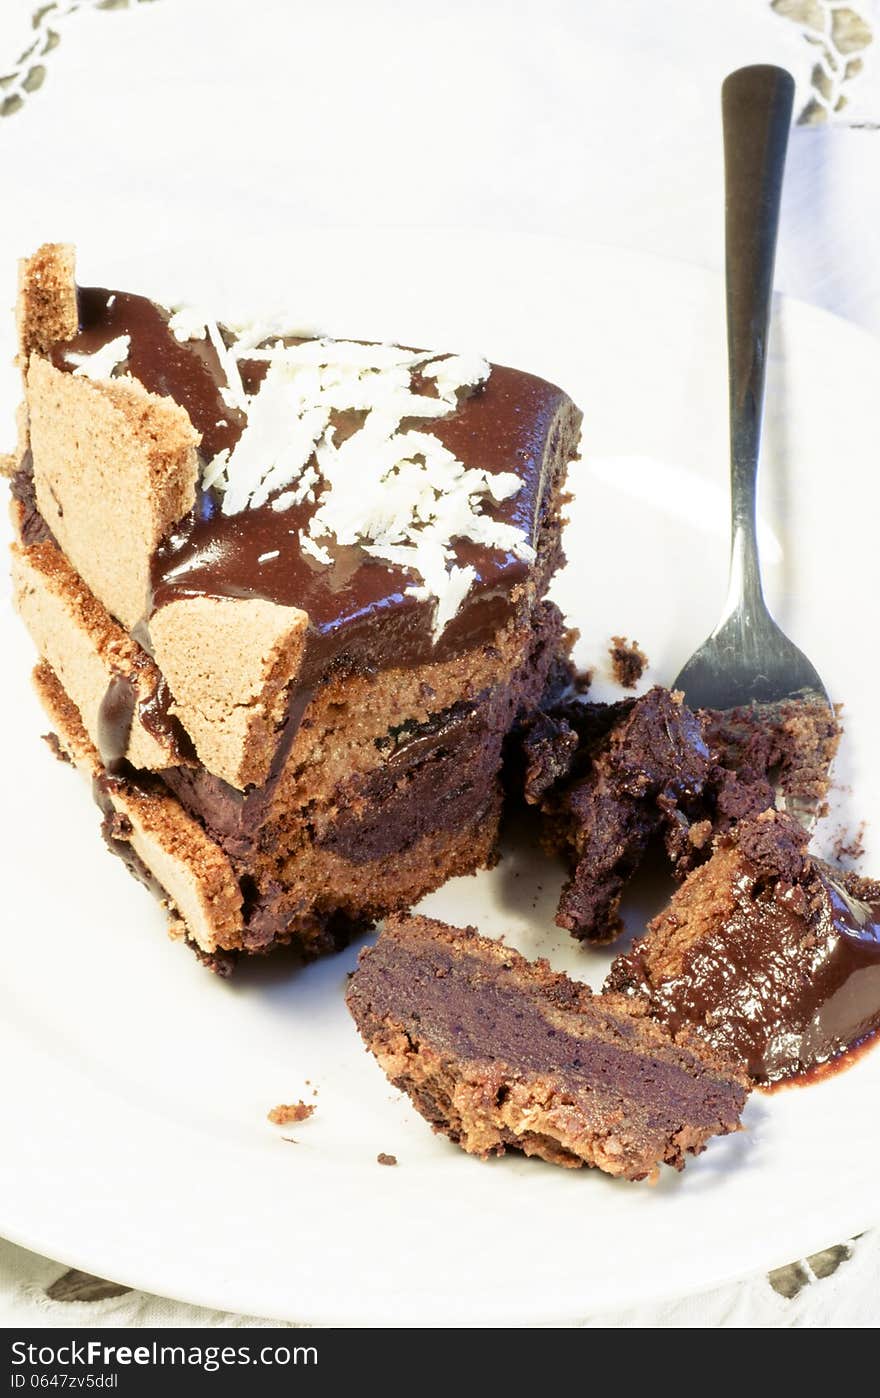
[8,244,581,965]
[346,914,750,1180]
[607,810,880,1085]
[511,673,841,944]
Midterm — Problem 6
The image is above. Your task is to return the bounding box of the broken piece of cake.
[520,685,712,943]
[607,809,880,1085]
[346,913,750,1180]
[7,243,582,966]
[510,670,841,945]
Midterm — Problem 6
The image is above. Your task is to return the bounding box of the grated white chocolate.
[66,334,130,381]
[169,315,530,636]
[299,532,332,566]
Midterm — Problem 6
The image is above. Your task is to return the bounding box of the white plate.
[2,230,880,1327]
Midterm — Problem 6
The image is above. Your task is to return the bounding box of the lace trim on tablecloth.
[771,0,877,123]
[0,0,160,119]
[1,1,877,123]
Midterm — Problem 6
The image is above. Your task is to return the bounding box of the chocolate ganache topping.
[54,288,577,690]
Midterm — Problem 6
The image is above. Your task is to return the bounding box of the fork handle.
[722,65,794,617]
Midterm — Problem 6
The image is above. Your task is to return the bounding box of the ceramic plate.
[1,229,879,1325]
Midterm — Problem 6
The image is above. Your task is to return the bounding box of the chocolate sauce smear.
[95,664,192,774]
[97,672,137,775]
[55,287,577,690]
[613,858,880,1086]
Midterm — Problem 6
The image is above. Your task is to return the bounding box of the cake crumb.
[834,823,866,865]
[41,731,71,765]
[268,1101,315,1126]
[377,1152,398,1166]
[609,636,648,689]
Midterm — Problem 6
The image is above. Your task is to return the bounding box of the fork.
[673,66,834,772]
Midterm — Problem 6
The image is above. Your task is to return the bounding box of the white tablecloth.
[1,0,878,1328]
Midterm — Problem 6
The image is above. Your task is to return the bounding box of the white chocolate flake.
[66,335,130,380]
[299,532,332,565]
[200,328,530,637]
[168,306,208,342]
[421,353,490,400]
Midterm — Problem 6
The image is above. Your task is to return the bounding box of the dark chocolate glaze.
[95,665,193,774]
[52,288,247,461]
[56,286,579,693]
[610,854,880,1086]
[10,451,53,546]
[97,673,137,775]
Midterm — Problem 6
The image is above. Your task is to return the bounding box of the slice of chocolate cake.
[8,244,581,966]
[607,810,880,1085]
[346,914,750,1180]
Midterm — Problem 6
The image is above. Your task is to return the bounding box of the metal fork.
[673,66,834,766]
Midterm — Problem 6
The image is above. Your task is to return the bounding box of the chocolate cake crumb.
[834,824,866,865]
[377,1152,398,1166]
[347,913,749,1181]
[545,687,710,942]
[190,943,237,978]
[268,1101,315,1126]
[609,636,648,689]
[701,696,841,823]
[41,731,71,765]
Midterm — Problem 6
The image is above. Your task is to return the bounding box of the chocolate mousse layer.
[607,810,880,1085]
[347,914,750,1179]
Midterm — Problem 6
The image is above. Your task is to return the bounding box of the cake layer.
[32,660,244,957]
[12,511,563,842]
[32,658,504,963]
[166,601,562,951]
[162,598,563,861]
[347,914,750,1180]
[15,515,563,962]
[12,537,190,773]
[607,810,880,1084]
